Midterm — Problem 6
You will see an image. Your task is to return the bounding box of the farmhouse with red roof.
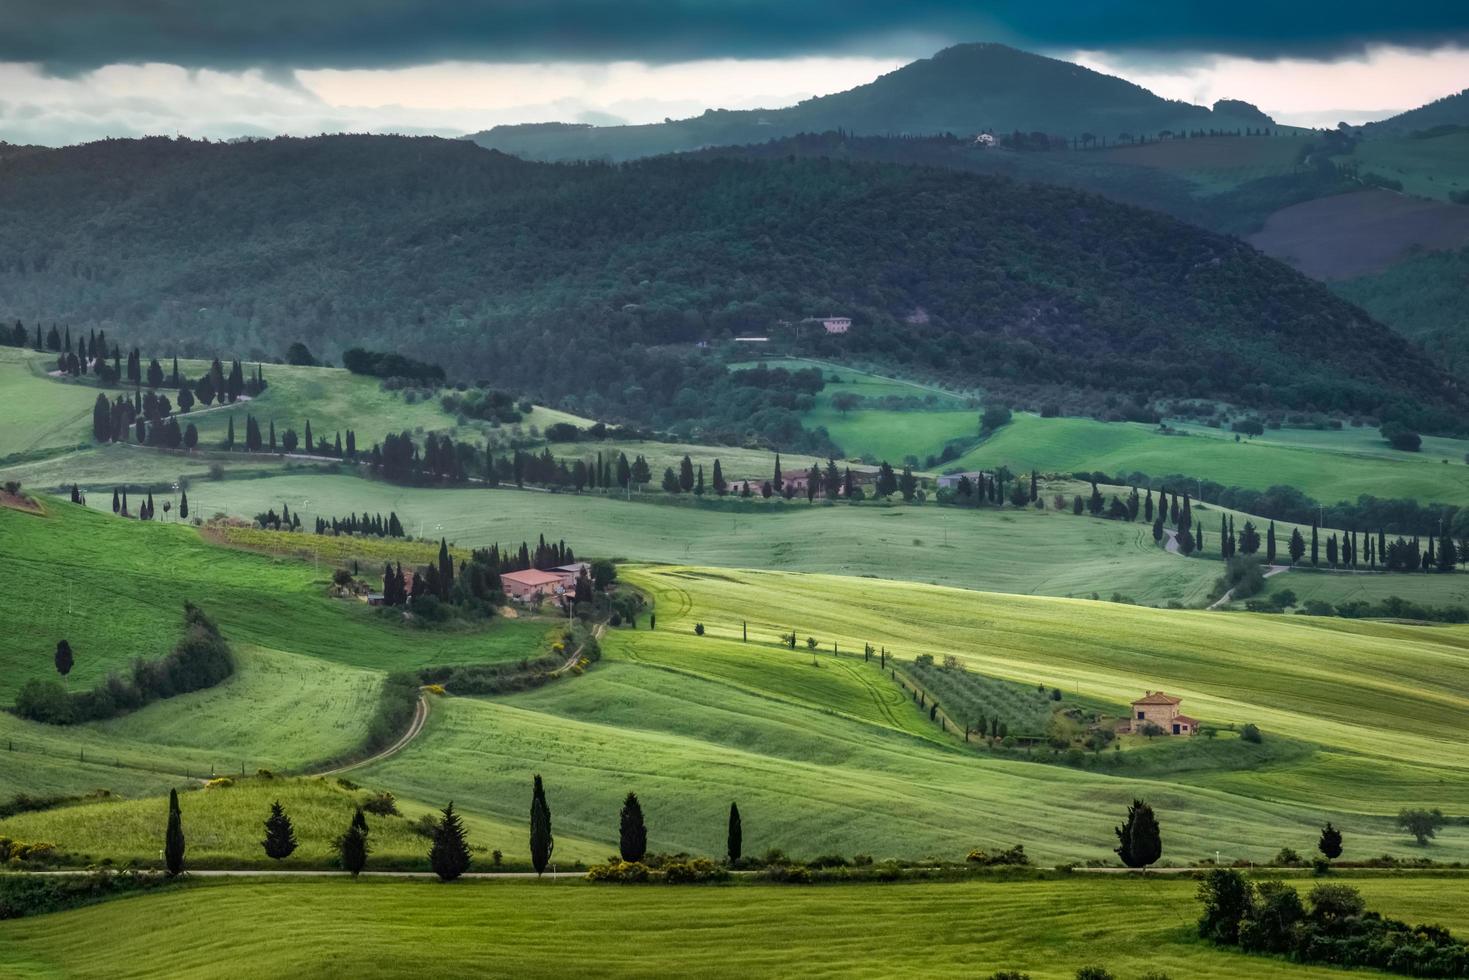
[1124,691,1198,736]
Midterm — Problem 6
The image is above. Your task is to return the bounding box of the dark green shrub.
[361,791,399,817]
[0,871,172,920]
[966,844,1029,866]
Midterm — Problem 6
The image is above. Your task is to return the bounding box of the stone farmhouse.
[1124,691,1198,736]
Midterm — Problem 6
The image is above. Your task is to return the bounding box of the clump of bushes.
[14,603,233,724]
[0,838,57,866]
[966,844,1029,867]
[1198,869,1469,976]
[0,870,172,920]
[361,791,400,817]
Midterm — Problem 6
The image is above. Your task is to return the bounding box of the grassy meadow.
[0,775,607,870]
[0,499,560,799]
[0,348,101,459]
[1345,130,1469,202]
[730,357,979,462]
[71,470,1222,604]
[4,875,1468,979]
[955,413,1469,504]
[0,347,587,466]
[335,565,1469,864]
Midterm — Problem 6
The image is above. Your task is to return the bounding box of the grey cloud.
[3,1,1467,74]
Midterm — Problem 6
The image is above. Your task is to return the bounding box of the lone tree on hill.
[54,639,74,677]
[530,774,554,877]
[1114,799,1162,869]
[727,802,742,865]
[338,807,369,877]
[1397,808,1445,846]
[164,788,186,876]
[261,800,299,861]
[619,791,648,863]
[1318,822,1343,863]
[430,801,472,880]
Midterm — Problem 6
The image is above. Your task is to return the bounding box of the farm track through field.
[1208,566,1291,611]
[311,692,430,778]
[312,622,604,776]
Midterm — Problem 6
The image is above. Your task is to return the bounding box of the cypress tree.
[261,800,299,860]
[338,808,369,877]
[1311,522,1319,566]
[1438,534,1458,572]
[111,488,120,514]
[1318,822,1343,862]
[305,419,314,453]
[164,788,186,876]
[619,791,647,863]
[226,415,236,450]
[1266,521,1277,563]
[54,639,74,676]
[1114,798,1161,869]
[92,393,112,442]
[438,538,453,598]
[727,802,742,865]
[679,455,694,493]
[530,774,554,877]
[179,490,189,520]
[429,802,471,881]
[712,459,727,496]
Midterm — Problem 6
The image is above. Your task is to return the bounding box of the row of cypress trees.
[157,777,752,878]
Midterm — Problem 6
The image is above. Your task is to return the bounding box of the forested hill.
[1364,89,1469,136]
[0,133,1460,431]
[467,44,1275,162]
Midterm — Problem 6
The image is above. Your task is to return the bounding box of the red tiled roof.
[1132,691,1182,706]
[1174,715,1200,726]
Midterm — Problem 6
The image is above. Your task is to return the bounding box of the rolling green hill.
[0,498,558,799]
[9,875,1469,980]
[1364,89,1469,137]
[8,502,1467,868]
[0,134,1460,434]
[53,471,1223,605]
[467,43,1276,163]
[0,347,587,466]
[952,413,1469,505]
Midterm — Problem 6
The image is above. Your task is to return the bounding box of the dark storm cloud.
[4,1,1467,73]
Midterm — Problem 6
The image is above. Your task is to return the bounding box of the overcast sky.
[1,1,1466,145]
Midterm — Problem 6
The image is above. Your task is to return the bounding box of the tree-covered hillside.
[468,44,1276,162]
[0,134,1460,431]
[1363,89,1469,137]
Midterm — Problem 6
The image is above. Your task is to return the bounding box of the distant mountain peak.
[468,43,1284,162]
